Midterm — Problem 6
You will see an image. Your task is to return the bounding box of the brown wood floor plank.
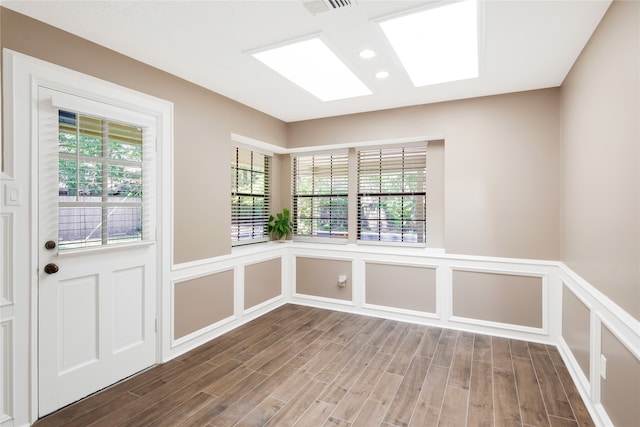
[438,386,470,426]
[87,360,224,427]
[494,368,522,427]
[367,319,398,348]
[448,333,474,390]
[64,392,140,427]
[208,356,307,427]
[319,344,379,405]
[229,397,285,427]
[386,327,423,375]
[116,360,243,427]
[379,321,411,355]
[331,352,393,422]
[292,399,335,426]
[531,351,575,420]
[33,305,595,427]
[351,399,390,427]
[409,364,448,427]
[383,355,431,427]
[473,334,492,364]
[370,371,403,405]
[271,342,343,401]
[467,361,494,427]
[315,334,371,383]
[549,415,580,427]
[323,416,352,427]
[510,339,532,358]
[513,355,551,426]
[147,391,217,427]
[265,379,327,426]
[432,329,458,367]
[554,364,595,427]
[418,327,443,359]
[492,337,513,371]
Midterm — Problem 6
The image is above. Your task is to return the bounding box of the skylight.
[252,37,372,102]
[379,0,479,87]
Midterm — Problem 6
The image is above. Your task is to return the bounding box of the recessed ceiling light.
[379,0,479,87]
[376,71,389,79]
[359,49,376,59]
[252,37,372,102]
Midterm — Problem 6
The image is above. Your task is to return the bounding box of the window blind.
[231,146,270,244]
[292,152,348,239]
[357,145,427,244]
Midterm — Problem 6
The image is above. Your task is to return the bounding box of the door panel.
[38,87,157,416]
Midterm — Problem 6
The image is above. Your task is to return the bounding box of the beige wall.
[562,285,590,380]
[560,0,640,320]
[295,257,352,301]
[452,270,543,328]
[244,258,282,310]
[0,8,287,264]
[173,270,234,339]
[601,325,640,426]
[365,262,436,313]
[288,89,561,260]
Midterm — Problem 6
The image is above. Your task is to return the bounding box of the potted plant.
[267,208,294,241]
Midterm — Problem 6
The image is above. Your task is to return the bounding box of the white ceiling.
[2,0,611,122]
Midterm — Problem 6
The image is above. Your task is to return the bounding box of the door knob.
[44,263,59,274]
[44,240,57,250]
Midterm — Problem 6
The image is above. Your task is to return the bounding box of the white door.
[37,88,158,416]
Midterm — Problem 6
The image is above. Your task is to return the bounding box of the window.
[58,110,144,249]
[231,146,271,245]
[292,152,348,239]
[358,145,426,244]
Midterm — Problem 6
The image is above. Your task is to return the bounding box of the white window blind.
[292,152,348,239]
[357,145,427,244]
[231,146,271,245]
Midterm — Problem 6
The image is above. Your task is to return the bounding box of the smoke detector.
[303,0,357,15]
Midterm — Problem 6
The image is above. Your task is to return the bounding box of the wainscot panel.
[295,256,352,301]
[600,323,640,426]
[452,269,543,329]
[562,284,591,380]
[365,262,436,313]
[173,270,234,339]
[244,258,282,310]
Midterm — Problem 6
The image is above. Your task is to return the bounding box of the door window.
[58,110,144,249]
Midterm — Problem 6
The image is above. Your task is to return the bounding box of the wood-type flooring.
[34,304,594,427]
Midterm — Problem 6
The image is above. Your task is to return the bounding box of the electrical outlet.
[600,354,607,380]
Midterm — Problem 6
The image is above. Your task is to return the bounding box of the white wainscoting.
[167,242,638,427]
[557,265,640,427]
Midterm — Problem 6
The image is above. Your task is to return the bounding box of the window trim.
[291,150,349,242]
[231,145,272,246]
[356,144,428,246]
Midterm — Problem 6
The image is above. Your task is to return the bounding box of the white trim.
[230,133,285,156]
[449,315,547,336]
[361,302,439,320]
[243,295,287,316]
[50,92,157,128]
[231,135,439,157]
[291,292,356,307]
[3,49,173,424]
[171,314,237,349]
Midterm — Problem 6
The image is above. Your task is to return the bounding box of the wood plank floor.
[34,304,595,427]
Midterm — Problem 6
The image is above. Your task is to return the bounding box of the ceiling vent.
[303,0,356,15]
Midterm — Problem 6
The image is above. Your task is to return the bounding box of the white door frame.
[2,49,173,424]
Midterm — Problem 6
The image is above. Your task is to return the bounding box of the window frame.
[231,144,272,246]
[356,144,427,246]
[291,150,349,242]
[56,109,151,251]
